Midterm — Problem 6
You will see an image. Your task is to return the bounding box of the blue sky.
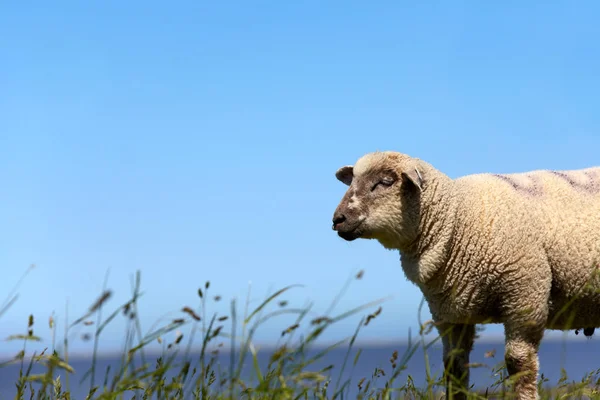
[1,1,599,356]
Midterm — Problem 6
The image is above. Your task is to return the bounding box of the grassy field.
[2,267,600,400]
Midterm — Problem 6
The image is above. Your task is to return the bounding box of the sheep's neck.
[399,174,456,285]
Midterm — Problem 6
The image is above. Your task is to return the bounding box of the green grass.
[2,266,600,400]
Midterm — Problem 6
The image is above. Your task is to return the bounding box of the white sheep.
[331,151,600,400]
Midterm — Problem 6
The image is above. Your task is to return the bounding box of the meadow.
[2,267,600,400]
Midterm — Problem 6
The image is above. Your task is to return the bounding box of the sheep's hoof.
[584,327,595,337]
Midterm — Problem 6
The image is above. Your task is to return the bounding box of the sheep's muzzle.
[332,210,363,241]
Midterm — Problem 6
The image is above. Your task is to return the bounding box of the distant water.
[2,338,599,399]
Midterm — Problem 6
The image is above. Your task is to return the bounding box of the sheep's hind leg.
[437,322,475,400]
[503,321,544,400]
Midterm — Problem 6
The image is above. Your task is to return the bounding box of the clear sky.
[1,1,599,356]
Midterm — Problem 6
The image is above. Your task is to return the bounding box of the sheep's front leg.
[437,322,475,400]
[504,322,543,400]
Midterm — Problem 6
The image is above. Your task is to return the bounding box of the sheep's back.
[450,167,600,328]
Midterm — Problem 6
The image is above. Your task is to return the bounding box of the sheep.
[331,151,600,400]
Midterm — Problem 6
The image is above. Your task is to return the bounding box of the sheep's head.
[331,151,424,249]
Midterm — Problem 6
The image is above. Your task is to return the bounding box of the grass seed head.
[182,306,201,321]
[281,323,300,337]
[90,290,112,313]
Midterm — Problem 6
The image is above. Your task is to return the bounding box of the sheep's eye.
[371,178,394,191]
[381,177,394,186]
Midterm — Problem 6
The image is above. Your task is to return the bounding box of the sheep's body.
[331,152,600,400]
[419,167,600,331]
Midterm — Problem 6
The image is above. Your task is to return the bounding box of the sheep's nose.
[332,213,346,230]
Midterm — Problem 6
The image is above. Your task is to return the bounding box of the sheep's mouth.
[338,230,361,241]
[336,222,364,241]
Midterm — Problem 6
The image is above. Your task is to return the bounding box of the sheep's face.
[331,152,422,249]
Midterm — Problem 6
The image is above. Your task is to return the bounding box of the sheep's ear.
[335,165,354,186]
[402,168,423,191]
